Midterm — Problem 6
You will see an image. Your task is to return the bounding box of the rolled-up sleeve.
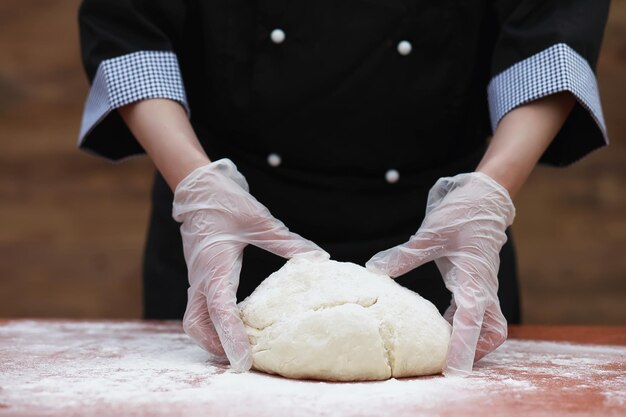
[78,0,188,161]
[488,1,610,166]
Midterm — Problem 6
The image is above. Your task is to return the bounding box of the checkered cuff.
[78,51,189,151]
[488,43,607,142]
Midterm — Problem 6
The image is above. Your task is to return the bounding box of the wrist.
[476,92,576,198]
[118,99,211,190]
[162,144,211,190]
[475,160,523,198]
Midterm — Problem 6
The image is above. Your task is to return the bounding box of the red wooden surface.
[508,325,626,345]
[0,321,624,417]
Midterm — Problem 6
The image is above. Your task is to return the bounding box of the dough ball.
[238,258,451,381]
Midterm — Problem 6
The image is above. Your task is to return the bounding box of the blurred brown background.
[0,1,624,323]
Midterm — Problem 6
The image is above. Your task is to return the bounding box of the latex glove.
[173,159,329,372]
[366,172,515,376]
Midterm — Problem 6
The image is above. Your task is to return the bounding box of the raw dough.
[238,258,451,381]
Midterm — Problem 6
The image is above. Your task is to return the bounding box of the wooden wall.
[0,1,624,323]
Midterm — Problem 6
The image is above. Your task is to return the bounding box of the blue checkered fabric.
[78,51,189,149]
[488,43,607,142]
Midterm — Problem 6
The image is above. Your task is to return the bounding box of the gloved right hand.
[173,159,329,372]
[366,172,515,376]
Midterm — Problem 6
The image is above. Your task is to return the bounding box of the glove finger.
[474,302,508,362]
[434,258,457,324]
[182,287,227,358]
[241,214,329,261]
[207,251,253,372]
[443,296,457,325]
[443,277,488,376]
[365,233,445,278]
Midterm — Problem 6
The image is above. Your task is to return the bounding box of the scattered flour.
[0,321,624,417]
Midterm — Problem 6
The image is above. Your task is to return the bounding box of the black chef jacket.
[77,0,609,323]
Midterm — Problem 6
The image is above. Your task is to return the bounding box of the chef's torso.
[178,0,494,180]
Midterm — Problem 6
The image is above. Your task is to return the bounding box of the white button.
[397,40,412,56]
[385,169,400,184]
[270,28,286,44]
[267,153,282,167]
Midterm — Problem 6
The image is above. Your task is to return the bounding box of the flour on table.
[2,321,625,417]
[238,257,451,381]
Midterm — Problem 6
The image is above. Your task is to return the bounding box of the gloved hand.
[366,172,515,376]
[173,159,329,372]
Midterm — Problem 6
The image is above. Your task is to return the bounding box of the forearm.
[476,92,576,198]
[118,99,210,190]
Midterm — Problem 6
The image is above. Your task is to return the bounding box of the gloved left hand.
[172,159,329,372]
[366,172,515,376]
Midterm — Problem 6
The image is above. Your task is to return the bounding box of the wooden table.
[0,320,624,417]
